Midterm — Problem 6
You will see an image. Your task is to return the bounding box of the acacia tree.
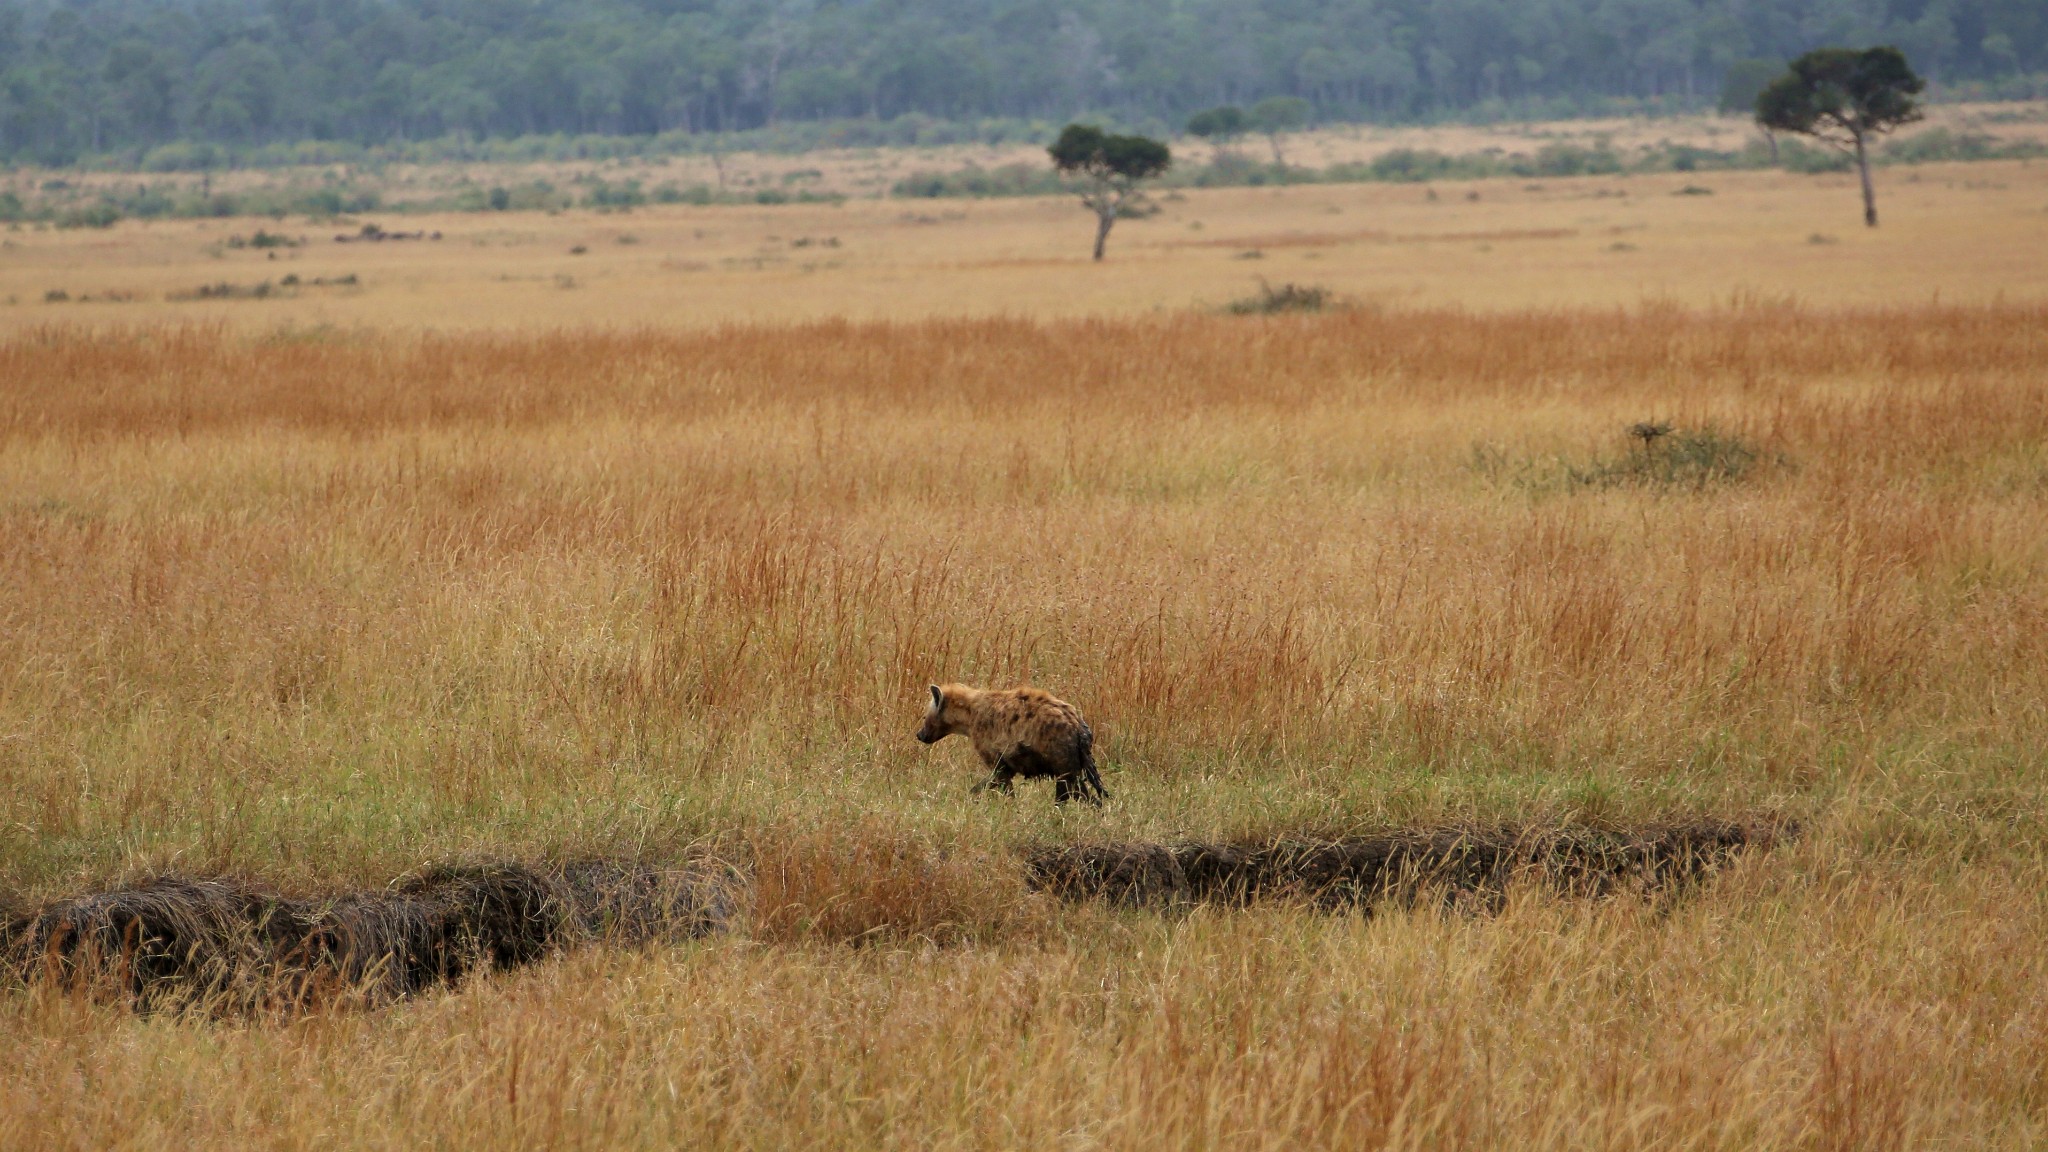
[1756,47,1924,227]
[1185,105,1247,163]
[1048,123,1171,261]
[1248,96,1310,165]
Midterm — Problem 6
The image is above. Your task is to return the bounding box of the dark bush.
[1226,281,1334,315]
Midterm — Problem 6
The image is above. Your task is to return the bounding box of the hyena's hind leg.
[1055,772,1105,807]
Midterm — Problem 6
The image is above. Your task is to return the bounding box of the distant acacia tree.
[1757,47,1924,227]
[1048,123,1171,261]
[1185,105,1247,162]
[1248,96,1310,165]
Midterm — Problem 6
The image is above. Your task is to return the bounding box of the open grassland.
[3,300,2048,1147]
[3,156,2046,331]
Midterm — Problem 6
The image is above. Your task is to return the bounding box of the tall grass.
[3,305,2047,1146]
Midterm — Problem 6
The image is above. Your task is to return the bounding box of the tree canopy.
[1248,96,1310,163]
[1757,45,1925,225]
[1048,122,1169,260]
[1050,124,1171,183]
[1185,106,1248,144]
[1757,46,1926,146]
[0,0,2037,164]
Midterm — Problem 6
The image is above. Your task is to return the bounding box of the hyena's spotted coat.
[915,684,1107,805]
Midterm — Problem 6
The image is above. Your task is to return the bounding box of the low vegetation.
[1225,280,1337,314]
[0,119,2036,235]
[894,129,2045,202]
[1472,423,1778,495]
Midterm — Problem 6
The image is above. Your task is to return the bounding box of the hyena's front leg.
[973,751,1017,795]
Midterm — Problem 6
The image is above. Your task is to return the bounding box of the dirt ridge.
[2,822,1785,1012]
[1025,821,1780,909]
[1,860,738,1012]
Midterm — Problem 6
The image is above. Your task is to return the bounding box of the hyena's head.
[916,684,960,745]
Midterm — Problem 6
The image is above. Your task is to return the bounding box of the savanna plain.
[3,147,2048,1150]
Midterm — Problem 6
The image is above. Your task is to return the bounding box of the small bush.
[168,281,275,301]
[1568,427,1768,490]
[1779,139,1853,173]
[891,162,1063,199]
[1884,127,2046,164]
[1523,143,1624,177]
[1227,281,1334,315]
[227,230,303,250]
[55,203,120,229]
[652,183,716,205]
[280,274,358,289]
[1475,426,1776,494]
[581,179,646,209]
[1363,148,1462,182]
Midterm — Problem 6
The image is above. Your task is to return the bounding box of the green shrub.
[582,179,646,208]
[1475,426,1777,494]
[1226,281,1334,315]
[1567,427,1769,490]
[56,203,120,229]
[892,163,1061,198]
[1883,127,2046,164]
[1779,139,1853,173]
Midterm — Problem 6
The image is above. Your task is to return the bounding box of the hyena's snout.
[915,684,947,745]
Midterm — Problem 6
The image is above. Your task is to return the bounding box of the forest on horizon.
[1,0,2044,166]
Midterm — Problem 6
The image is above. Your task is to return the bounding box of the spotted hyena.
[915,684,1107,805]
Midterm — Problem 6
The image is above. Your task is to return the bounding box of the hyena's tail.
[1078,724,1109,803]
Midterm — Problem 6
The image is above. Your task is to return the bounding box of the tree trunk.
[1855,132,1877,227]
[1092,206,1114,261]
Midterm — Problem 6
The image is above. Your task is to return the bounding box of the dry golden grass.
[2,295,2047,1146]
[2,155,2044,332]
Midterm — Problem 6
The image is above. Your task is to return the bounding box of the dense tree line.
[0,0,2042,164]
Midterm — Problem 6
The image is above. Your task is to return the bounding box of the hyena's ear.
[929,684,944,710]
